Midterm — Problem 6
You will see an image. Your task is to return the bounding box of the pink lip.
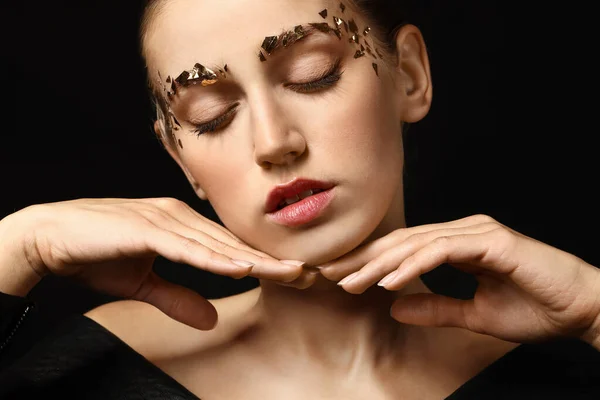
[265,178,335,227]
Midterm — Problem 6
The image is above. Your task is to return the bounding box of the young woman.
[1,0,599,399]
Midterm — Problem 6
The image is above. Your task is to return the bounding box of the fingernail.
[378,270,399,287]
[231,260,255,269]
[280,260,306,267]
[338,271,360,286]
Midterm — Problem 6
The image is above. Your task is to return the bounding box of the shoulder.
[84,288,261,362]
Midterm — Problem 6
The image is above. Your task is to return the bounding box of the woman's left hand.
[318,215,600,346]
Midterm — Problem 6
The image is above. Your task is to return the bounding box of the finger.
[390,293,480,331]
[167,222,303,282]
[339,223,498,294]
[145,227,254,279]
[380,229,517,291]
[318,214,499,280]
[133,272,218,331]
[137,200,304,282]
[278,270,320,290]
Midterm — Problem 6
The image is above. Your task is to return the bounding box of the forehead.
[146,0,340,74]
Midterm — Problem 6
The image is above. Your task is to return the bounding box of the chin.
[261,213,383,266]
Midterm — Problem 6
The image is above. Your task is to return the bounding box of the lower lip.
[267,188,335,227]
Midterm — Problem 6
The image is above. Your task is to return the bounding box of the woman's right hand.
[0,198,304,330]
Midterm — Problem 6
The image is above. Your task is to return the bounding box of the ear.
[394,24,433,123]
[154,121,208,200]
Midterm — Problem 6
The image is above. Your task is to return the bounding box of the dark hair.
[350,0,414,54]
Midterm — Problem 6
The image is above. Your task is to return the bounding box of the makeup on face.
[152,2,384,144]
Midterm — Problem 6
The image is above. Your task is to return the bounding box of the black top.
[1,291,600,399]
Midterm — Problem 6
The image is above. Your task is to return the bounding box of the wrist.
[0,211,43,297]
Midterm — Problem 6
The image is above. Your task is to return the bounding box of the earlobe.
[394,24,433,123]
[155,120,209,201]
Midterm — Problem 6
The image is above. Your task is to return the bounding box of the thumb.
[134,272,218,331]
[391,293,476,331]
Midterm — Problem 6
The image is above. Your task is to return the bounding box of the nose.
[251,93,307,168]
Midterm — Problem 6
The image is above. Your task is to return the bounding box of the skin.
[149,2,412,266]
[1,0,597,398]
[86,0,521,398]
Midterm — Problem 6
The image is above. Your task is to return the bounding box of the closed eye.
[284,59,343,94]
[192,103,239,137]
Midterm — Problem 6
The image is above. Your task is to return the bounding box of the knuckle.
[432,235,452,248]
[208,237,229,253]
[469,214,496,224]
[180,236,200,254]
[152,197,184,212]
[390,228,410,242]
[491,226,516,248]
[138,206,169,224]
[480,221,500,231]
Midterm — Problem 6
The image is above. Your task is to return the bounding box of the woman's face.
[146,0,429,265]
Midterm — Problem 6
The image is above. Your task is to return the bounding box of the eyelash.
[192,103,239,136]
[284,60,344,94]
[192,60,343,137]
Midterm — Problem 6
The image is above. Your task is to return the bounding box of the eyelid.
[191,102,239,126]
[284,59,341,87]
[192,102,239,135]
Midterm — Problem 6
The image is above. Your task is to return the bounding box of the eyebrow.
[258,23,340,61]
[160,15,366,100]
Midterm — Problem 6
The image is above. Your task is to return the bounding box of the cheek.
[183,146,248,201]
[314,67,402,174]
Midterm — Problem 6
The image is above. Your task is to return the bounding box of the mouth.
[265,178,335,214]
[273,188,326,211]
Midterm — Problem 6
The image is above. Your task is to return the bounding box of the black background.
[0,1,597,325]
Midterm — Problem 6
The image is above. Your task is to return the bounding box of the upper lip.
[265,178,335,213]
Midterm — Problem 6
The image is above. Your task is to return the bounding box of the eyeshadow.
[153,1,385,145]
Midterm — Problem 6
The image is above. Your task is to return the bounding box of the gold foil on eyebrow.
[348,19,359,34]
[363,26,371,36]
[319,9,328,19]
[340,3,346,13]
[174,63,218,88]
[332,28,342,39]
[178,139,184,149]
[259,50,267,62]
[166,76,172,83]
[261,35,278,55]
[175,70,190,86]
[309,22,332,34]
[281,30,293,47]
[294,25,305,39]
[372,63,379,76]
[349,34,359,44]
[224,64,229,72]
[354,49,365,59]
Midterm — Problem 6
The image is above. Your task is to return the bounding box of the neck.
[253,274,435,373]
